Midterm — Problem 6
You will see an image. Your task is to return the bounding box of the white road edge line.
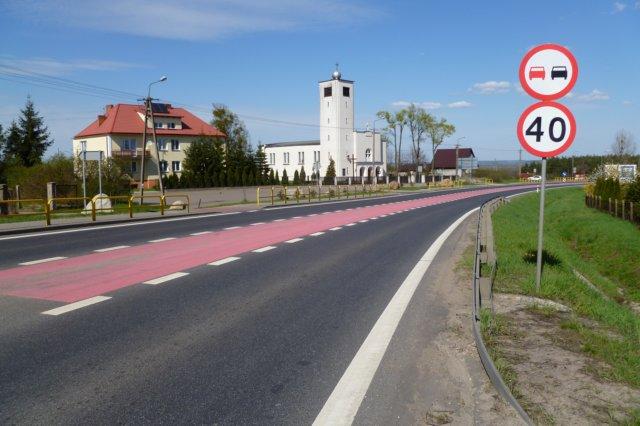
[285,238,304,243]
[42,296,111,316]
[148,237,176,243]
[143,272,189,285]
[94,245,130,253]
[345,223,356,227]
[208,256,241,266]
[250,222,265,226]
[329,227,342,231]
[19,256,67,266]
[224,226,241,230]
[253,246,276,253]
[313,207,479,426]
[274,219,286,222]
[190,231,211,236]
[310,232,325,236]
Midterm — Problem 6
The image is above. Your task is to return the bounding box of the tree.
[0,124,5,183]
[611,130,636,163]
[293,169,300,185]
[275,170,280,185]
[269,169,275,185]
[255,144,270,184]
[377,109,407,174]
[282,169,289,185]
[426,117,455,182]
[323,158,336,185]
[405,104,434,169]
[3,97,52,167]
[300,165,306,183]
[181,136,224,188]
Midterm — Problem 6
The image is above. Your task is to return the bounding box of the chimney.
[97,114,106,125]
[105,104,114,113]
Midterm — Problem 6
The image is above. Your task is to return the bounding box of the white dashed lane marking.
[285,238,304,244]
[94,245,130,253]
[208,257,241,266]
[190,231,211,236]
[345,223,356,227]
[310,232,325,236]
[148,237,176,243]
[250,222,265,226]
[42,296,111,316]
[19,256,67,266]
[329,227,342,231]
[253,246,276,253]
[143,272,189,285]
[224,226,241,230]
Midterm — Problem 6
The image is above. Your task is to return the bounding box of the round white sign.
[517,102,576,158]
[519,44,578,101]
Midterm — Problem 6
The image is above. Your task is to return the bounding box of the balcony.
[112,149,151,158]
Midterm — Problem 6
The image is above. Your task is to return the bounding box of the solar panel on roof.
[151,103,169,113]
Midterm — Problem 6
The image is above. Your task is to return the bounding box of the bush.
[473,168,515,183]
[625,177,640,202]
[593,177,621,201]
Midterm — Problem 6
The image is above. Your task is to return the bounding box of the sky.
[0,0,638,162]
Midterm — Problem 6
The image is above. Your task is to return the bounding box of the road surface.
[0,185,536,424]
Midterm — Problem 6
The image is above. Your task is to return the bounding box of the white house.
[264,68,387,182]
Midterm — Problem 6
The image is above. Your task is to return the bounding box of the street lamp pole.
[372,117,384,184]
[138,76,167,203]
[455,136,466,180]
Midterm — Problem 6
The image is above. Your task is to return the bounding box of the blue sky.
[1,0,638,161]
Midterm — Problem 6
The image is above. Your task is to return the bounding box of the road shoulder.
[353,215,523,425]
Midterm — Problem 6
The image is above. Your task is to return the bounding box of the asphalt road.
[0,185,539,424]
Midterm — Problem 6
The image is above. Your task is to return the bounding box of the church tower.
[319,65,354,177]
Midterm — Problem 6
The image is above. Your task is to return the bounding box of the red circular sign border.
[519,43,578,101]
[517,101,577,158]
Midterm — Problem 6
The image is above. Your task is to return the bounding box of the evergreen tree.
[323,158,337,185]
[255,144,270,182]
[0,124,5,183]
[181,136,224,188]
[218,170,226,187]
[282,169,289,185]
[248,170,256,186]
[269,169,275,185]
[241,169,248,186]
[275,170,280,185]
[234,168,241,186]
[300,166,306,183]
[4,97,52,167]
[293,169,300,185]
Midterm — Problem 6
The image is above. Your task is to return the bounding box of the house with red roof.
[432,148,477,178]
[73,103,224,188]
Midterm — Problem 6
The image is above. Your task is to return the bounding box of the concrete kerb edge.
[472,197,533,425]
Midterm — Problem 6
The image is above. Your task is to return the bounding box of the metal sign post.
[535,157,547,290]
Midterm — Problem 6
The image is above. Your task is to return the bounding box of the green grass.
[492,187,640,387]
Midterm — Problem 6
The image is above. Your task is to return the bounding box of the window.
[314,151,320,162]
[171,139,180,151]
[327,101,330,108]
[269,153,276,165]
[346,134,348,141]
[346,117,348,125]
[283,152,290,165]
[122,139,136,150]
[324,86,332,97]
[159,160,168,173]
[327,134,330,141]
[131,161,137,173]
[365,148,371,160]
[168,122,176,129]
[154,121,163,128]
[172,161,181,172]
[327,118,330,124]
[157,139,168,151]
[342,168,346,176]
[298,152,304,165]
[343,86,350,97]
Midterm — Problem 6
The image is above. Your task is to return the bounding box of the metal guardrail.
[256,184,386,206]
[471,196,532,425]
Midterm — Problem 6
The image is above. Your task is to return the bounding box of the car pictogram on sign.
[528,66,545,80]
[551,66,567,80]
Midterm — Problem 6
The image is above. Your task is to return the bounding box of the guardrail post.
[44,200,51,226]
[284,186,288,204]
[128,196,133,218]
[271,187,275,206]
[160,196,165,216]
[256,187,261,207]
[91,200,96,222]
[0,184,8,215]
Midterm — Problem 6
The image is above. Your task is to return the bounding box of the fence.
[256,184,386,206]
[584,194,638,225]
[471,196,532,424]
[0,194,190,227]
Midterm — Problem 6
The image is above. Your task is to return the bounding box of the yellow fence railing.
[256,184,387,207]
[0,194,191,227]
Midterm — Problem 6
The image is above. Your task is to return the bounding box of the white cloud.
[420,102,442,110]
[391,101,412,108]
[576,89,610,102]
[0,56,139,76]
[623,100,633,105]
[470,80,511,94]
[612,1,627,13]
[4,0,380,41]
[636,1,640,9]
[447,101,472,108]
[566,91,575,98]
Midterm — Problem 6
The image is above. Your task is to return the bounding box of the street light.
[139,76,168,202]
[372,117,384,183]
[455,136,466,180]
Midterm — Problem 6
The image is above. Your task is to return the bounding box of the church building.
[263,68,387,182]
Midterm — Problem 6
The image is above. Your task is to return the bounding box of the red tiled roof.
[74,103,225,138]
[432,148,475,169]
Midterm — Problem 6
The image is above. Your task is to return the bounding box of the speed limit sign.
[517,101,576,157]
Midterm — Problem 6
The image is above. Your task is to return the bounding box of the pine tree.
[218,170,226,187]
[323,158,337,185]
[241,169,248,186]
[300,166,306,183]
[4,97,52,167]
[234,168,241,186]
[293,169,300,185]
[282,169,289,185]
[275,170,280,185]
[269,169,275,185]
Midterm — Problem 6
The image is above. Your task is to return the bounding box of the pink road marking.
[0,186,530,302]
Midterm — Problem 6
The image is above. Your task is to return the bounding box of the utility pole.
[149,102,165,195]
[454,143,460,181]
[518,149,522,179]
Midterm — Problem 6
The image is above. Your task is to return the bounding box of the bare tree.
[611,130,636,163]
[377,110,398,171]
[406,104,434,169]
[426,117,455,182]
